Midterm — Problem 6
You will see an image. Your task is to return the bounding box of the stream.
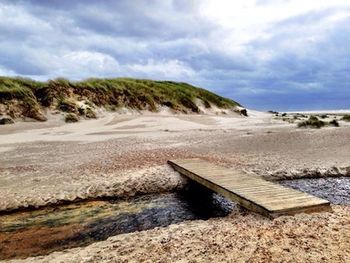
[278,176,350,205]
[1,177,349,260]
[0,184,234,260]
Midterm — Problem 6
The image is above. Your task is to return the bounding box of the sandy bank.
[8,205,350,263]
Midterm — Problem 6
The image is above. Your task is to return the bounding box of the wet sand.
[279,177,350,205]
[1,112,350,262]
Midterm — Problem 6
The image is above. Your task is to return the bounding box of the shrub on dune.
[298,116,325,128]
[341,115,350,122]
[65,113,79,123]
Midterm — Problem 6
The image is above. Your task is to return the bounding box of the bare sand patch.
[87,131,146,135]
[0,164,187,212]
[105,115,137,126]
[114,124,147,129]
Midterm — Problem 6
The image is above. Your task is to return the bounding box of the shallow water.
[279,177,350,205]
[3,177,348,260]
[0,186,234,260]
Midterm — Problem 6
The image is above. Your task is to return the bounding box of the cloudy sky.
[1,0,350,110]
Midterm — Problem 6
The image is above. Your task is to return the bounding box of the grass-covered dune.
[0,77,242,123]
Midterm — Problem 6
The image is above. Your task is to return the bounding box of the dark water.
[3,177,347,260]
[0,184,235,260]
[279,177,350,205]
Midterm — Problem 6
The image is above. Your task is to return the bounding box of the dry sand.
[1,111,350,262]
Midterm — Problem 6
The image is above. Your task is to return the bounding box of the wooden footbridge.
[168,159,331,218]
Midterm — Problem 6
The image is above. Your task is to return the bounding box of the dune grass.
[65,113,79,123]
[0,77,240,118]
[298,116,326,128]
[0,77,48,120]
[298,115,340,128]
[341,115,350,122]
[329,119,340,127]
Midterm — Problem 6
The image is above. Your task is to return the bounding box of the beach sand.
[1,111,349,262]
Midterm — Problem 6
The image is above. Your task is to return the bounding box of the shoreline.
[285,109,350,114]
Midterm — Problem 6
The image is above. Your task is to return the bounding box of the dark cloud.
[0,0,349,110]
[7,0,215,40]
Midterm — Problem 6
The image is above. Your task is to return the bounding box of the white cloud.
[201,0,350,29]
[200,0,350,52]
[0,3,52,35]
[127,59,195,80]
[53,51,120,79]
[0,66,16,76]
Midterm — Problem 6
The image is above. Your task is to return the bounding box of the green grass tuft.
[329,119,339,127]
[341,115,350,122]
[298,115,341,128]
[65,113,79,123]
[298,116,326,128]
[57,98,78,113]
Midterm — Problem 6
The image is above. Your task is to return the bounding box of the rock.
[0,117,14,125]
[240,108,248,116]
[235,106,248,116]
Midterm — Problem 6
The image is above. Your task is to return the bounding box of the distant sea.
[286,109,350,114]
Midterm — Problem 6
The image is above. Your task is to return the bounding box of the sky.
[0,0,350,111]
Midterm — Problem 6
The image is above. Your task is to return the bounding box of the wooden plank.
[168,159,331,218]
[168,160,273,217]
